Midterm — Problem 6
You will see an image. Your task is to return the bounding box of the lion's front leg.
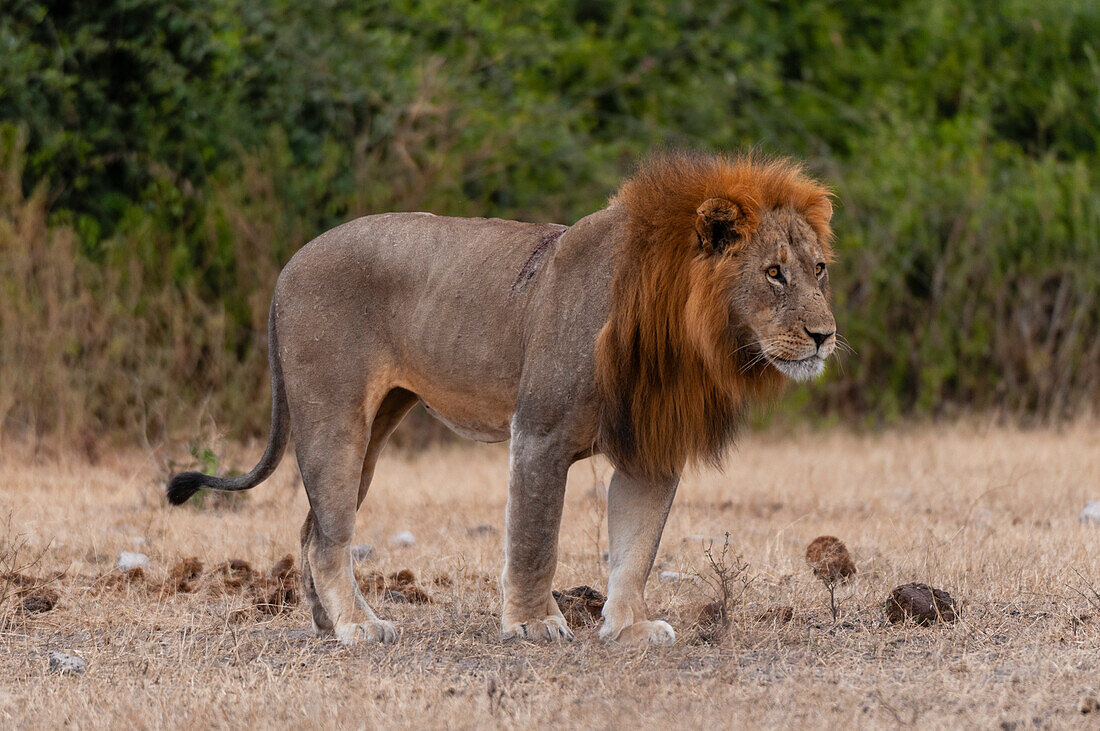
[599,470,678,645]
[500,436,572,642]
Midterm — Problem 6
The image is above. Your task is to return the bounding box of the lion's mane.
[594,151,834,481]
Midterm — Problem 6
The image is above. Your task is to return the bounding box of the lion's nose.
[805,327,834,349]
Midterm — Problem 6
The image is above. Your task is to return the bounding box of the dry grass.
[1,422,1099,728]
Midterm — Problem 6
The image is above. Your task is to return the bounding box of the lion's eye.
[815,262,826,277]
[766,265,782,280]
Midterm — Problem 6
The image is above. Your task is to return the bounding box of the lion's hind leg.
[293,392,397,645]
[300,510,334,635]
[298,388,418,643]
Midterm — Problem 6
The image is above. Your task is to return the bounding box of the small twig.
[1070,568,1100,612]
[693,532,753,632]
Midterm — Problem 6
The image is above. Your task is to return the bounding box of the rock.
[1080,502,1100,524]
[466,524,497,537]
[552,585,605,628]
[117,552,150,571]
[48,652,86,675]
[659,571,690,583]
[884,583,959,625]
[805,536,856,583]
[384,589,408,603]
[389,531,415,547]
[350,544,374,562]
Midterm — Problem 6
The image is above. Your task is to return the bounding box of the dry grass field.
[2,422,1099,728]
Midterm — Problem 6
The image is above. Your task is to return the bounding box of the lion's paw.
[335,619,397,645]
[599,619,675,645]
[501,614,573,643]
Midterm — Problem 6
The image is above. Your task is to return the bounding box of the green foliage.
[183,443,247,509]
[1,0,1098,443]
[190,446,220,475]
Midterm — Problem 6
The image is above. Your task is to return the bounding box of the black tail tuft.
[166,471,207,505]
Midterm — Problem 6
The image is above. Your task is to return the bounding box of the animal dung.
[884,583,959,625]
[552,585,605,628]
[755,606,794,624]
[694,600,725,626]
[99,566,146,590]
[252,556,300,615]
[805,535,856,583]
[214,559,256,590]
[269,554,295,580]
[21,589,59,614]
[390,569,416,585]
[167,557,203,593]
[356,568,433,604]
[4,573,60,613]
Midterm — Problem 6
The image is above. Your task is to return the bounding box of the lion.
[167,151,837,646]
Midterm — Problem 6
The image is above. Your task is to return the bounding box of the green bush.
[1,0,1098,445]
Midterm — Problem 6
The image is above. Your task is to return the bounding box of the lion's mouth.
[765,353,826,382]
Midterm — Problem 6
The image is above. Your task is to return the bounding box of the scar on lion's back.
[511,225,568,294]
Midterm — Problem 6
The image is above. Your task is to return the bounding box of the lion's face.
[731,206,836,382]
[694,199,836,383]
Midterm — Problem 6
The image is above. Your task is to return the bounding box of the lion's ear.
[695,197,748,254]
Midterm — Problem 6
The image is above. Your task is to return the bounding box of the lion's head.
[595,151,837,481]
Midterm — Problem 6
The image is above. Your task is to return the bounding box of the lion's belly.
[414,388,513,443]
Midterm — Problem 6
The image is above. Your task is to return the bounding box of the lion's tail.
[166,305,290,506]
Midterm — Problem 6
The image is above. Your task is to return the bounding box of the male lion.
[167,152,837,645]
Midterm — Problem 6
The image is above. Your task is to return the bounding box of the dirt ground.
[1,422,1099,729]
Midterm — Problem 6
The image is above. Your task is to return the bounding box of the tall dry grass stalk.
[0,129,272,454]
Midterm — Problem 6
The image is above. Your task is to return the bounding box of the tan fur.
[595,152,833,482]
